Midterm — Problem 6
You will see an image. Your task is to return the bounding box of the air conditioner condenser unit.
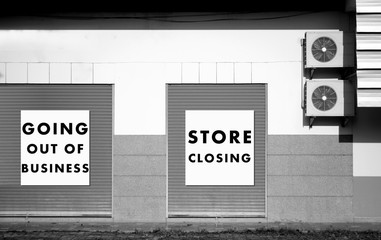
[305,79,355,117]
[305,31,354,68]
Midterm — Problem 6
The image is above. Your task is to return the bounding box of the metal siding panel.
[0,84,112,216]
[167,84,266,217]
[357,34,381,50]
[357,89,381,106]
[357,70,381,88]
[357,14,381,32]
[355,4,381,106]
[357,51,381,69]
[356,0,381,13]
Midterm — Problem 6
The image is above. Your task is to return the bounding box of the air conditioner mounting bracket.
[309,116,350,129]
[310,68,316,79]
[309,117,315,128]
[340,117,350,128]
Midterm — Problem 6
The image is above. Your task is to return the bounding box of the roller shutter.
[167,84,267,217]
[0,84,113,217]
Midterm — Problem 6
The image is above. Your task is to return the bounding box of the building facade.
[0,1,381,223]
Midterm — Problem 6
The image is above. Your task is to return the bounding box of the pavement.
[2,221,381,232]
[2,221,381,239]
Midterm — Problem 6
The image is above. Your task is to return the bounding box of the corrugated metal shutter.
[167,84,266,217]
[0,84,113,217]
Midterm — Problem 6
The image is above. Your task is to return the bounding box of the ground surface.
[2,228,381,240]
[2,222,381,239]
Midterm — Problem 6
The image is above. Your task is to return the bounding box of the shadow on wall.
[353,108,381,143]
[301,114,354,144]
[0,11,353,30]
[301,98,381,144]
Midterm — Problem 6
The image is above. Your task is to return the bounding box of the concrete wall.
[113,135,166,222]
[111,135,353,222]
[354,177,381,220]
[267,135,353,222]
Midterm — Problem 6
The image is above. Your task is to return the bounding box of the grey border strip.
[111,84,115,219]
[165,83,169,219]
[265,83,268,219]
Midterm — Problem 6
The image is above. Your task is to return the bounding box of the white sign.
[21,110,90,185]
[185,110,254,185]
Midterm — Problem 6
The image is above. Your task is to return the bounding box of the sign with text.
[21,110,90,185]
[185,110,254,185]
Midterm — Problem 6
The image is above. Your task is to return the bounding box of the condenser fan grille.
[312,85,337,111]
[311,37,337,63]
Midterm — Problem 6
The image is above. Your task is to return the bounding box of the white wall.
[0,30,352,135]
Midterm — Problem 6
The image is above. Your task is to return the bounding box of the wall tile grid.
[267,135,353,222]
[113,135,166,222]
[112,135,353,222]
[0,62,257,85]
